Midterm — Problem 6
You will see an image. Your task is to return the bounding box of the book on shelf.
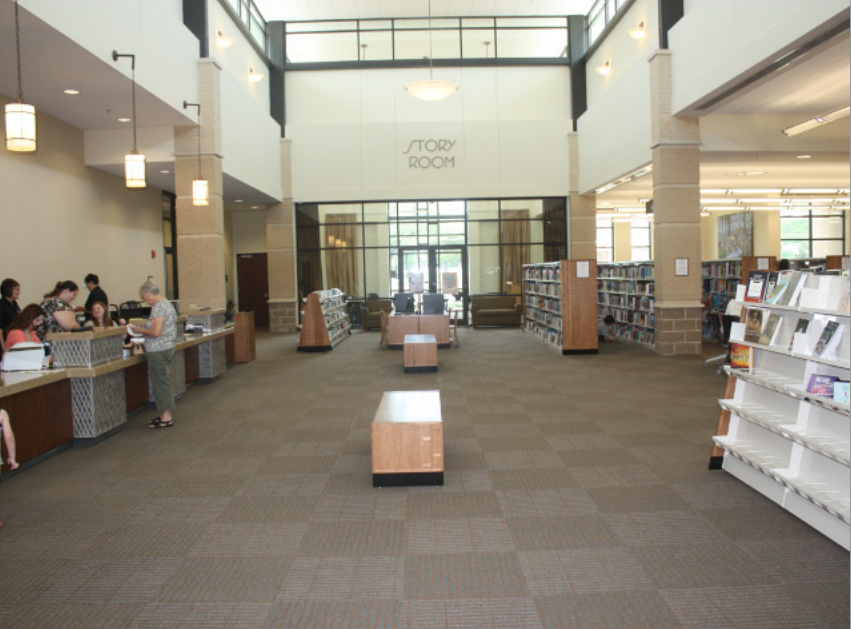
[743,308,766,344]
[806,374,840,396]
[757,313,783,346]
[837,280,850,312]
[788,318,810,351]
[729,343,751,369]
[764,271,793,305]
[833,381,850,404]
[782,272,808,308]
[744,271,770,303]
[812,321,844,358]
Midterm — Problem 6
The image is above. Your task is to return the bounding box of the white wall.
[0,96,164,308]
[669,0,849,114]
[286,66,572,202]
[84,127,176,166]
[20,0,199,116]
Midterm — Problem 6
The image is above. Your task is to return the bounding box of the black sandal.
[148,417,173,429]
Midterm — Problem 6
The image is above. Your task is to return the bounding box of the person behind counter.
[80,274,109,314]
[0,279,21,349]
[129,281,177,429]
[5,305,45,349]
[37,281,81,341]
[0,409,20,530]
[84,301,120,328]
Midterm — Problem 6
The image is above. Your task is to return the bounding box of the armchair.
[361,299,392,331]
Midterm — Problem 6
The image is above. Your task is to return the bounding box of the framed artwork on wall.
[718,212,754,259]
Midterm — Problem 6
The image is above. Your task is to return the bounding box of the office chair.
[704,313,738,373]
[392,293,415,314]
[421,293,445,315]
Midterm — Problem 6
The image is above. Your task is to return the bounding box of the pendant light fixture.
[5,0,36,152]
[405,0,458,101]
[183,101,209,206]
[113,50,146,188]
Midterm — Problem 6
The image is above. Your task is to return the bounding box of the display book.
[702,259,742,342]
[596,261,655,347]
[714,270,851,549]
[297,288,352,352]
[522,260,599,354]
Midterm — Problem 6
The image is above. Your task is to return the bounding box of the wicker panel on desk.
[70,371,126,439]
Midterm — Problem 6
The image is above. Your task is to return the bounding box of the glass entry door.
[398,246,466,320]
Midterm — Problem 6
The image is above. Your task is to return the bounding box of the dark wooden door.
[237,253,270,328]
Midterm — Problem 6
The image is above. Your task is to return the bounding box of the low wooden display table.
[403,335,438,373]
[371,390,443,487]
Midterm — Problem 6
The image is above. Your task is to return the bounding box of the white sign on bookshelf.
[675,258,689,276]
[576,261,590,278]
[757,257,770,270]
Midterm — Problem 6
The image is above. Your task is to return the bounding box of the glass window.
[359,31,393,61]
[495,28,568,58]
[631,219,652,261]
[596,219,613,263]
[781,209,847,259]
[287,32,359,62]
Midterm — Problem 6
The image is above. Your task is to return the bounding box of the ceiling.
[252,0,597,22]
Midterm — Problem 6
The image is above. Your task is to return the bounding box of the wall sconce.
[5,0,36,152]
[628,22,646,39]
[113,50,146,188]
[248,68,263,83]
[595,60,612,76]
[183,101,208,206]
[216,31,234,48]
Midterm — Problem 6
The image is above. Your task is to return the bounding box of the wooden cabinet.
[403,335,438,372]
[232,312,256,363]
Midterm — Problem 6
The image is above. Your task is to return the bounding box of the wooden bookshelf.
[701,259,742,342]
[740,256,777,283]
[596,261,655,348]
[297,288,351,352]
[522,260,598,355]
[826,255,850,271]
[712,272,851,549]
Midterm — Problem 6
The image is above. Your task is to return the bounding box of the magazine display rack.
[596,261,655,348]
[701,259,741,342]
[298,289,351,352]
[522,260,598,355]
[712,272,851,549]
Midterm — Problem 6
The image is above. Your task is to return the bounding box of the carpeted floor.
[0,328,847,628]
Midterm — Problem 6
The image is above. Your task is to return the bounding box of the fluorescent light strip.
[782,105,850,136]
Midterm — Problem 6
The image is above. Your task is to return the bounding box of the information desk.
[388,314,450,347]
[371,390,443,487]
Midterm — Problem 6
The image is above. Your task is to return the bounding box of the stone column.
[267,138,298,332]
[175,59,225,310]
[649,51,702,356]
[567,132,597,260]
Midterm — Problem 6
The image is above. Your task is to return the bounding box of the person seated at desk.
[37,281,81,341]
[598,315,618,342]
[5,305,45,349]
[83,301,122,328]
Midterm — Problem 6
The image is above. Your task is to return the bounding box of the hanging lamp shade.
[125,151,146,188]
[192,178,209,206]
[405,80,458,101]
[5,102,36,151]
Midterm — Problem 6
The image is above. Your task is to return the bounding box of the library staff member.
[129,281,178,429]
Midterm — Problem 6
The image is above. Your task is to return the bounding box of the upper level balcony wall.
[669,0,850,114]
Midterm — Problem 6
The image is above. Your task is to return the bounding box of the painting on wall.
[718,212,754,259]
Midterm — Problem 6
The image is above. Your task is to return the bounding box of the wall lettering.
[402,139,457,169]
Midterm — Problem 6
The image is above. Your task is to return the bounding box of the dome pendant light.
[5,0,36,152]
[113,50,146,188]
[406,0,458,101]
[184,101,209,206]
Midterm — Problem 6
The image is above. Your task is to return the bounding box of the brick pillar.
[649,51,702,356]
[567,132,597,260]
[267,138,298,332]
[175,59,225,310]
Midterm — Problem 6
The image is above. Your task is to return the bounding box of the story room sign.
[402,138,458,170]
[396,124,465,189]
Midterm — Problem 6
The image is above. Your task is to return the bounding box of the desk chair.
[450,309,461,347]
[421,293,445,316]
[704,313,738,373]
[379,309,390,348]
[392,293,415,314]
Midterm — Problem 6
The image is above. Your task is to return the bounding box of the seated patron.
[37,281,81,341]
[84,301,120,328]
[598,315,618,342]
[5,305,45,349]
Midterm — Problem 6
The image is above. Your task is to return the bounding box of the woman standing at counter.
[0,409,20,530]
[37,281,81,341]
[5,305,45,349]
[129,281,177,429]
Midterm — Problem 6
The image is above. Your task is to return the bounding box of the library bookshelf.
[597,261,655,348]
[297,288,351,352]
[712,272,851,549]
[522,260,598,355]
[701,259,742,342]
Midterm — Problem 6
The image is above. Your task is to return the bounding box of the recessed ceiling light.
[235,199,243,203]
[63,89,80,95]
[118,118,131,123]
[782,106,850,136]
[797,155,811,159]
[736,171,765,176]
[599,202,612,206]
[251,206,260,209]
[159,170,170,174]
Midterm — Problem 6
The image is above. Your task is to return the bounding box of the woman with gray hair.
[129,281,178,429]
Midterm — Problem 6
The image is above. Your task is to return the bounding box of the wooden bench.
[403,334,438,373]
[371,390,444,487]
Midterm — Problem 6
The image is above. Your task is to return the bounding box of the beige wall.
[0,96,164,308]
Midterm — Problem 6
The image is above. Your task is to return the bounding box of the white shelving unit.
[714,272,851,549]
[597,261,655,348]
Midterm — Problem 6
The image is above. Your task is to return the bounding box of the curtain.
[297,213,322,298]
[501,209,530,294]
[325,214,359,297]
